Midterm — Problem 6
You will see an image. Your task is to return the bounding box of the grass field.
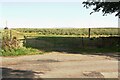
[25,36,120,53]
[1,28,119,56]
[13,28,119,38]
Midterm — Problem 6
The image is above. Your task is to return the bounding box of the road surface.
[0,52,119,78]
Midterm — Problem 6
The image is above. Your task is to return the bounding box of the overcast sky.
[0,0,118,28]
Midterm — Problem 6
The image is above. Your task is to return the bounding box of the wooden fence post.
[24,36,27,46]
[10,29,12,41]
[88,28,91,38]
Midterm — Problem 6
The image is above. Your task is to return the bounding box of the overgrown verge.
[0,47,42,56]
[0,28,42,56]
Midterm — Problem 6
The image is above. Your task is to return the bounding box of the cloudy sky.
[0,0,118,28]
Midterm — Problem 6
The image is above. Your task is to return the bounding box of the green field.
[1,28,119,56]
[25,36,119,53]
[13,28,119,38]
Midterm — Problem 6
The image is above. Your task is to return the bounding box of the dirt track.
[0,52,119,78]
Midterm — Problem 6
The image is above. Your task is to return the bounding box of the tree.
[83,1,120,47]
[82,1,120,18]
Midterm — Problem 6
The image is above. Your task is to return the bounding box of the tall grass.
[1,29,42,56]
[0,47,42,56]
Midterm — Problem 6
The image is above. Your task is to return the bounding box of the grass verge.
[0,47,43,57]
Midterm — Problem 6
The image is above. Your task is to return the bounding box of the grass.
[0,29,44,56]
[11,30,25,39]
[0,47,43,56]
[74,47,120,53]
[12,28,119,39]
[1,28,119,56]
[25,36,120,53]
[14,28,118,36]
